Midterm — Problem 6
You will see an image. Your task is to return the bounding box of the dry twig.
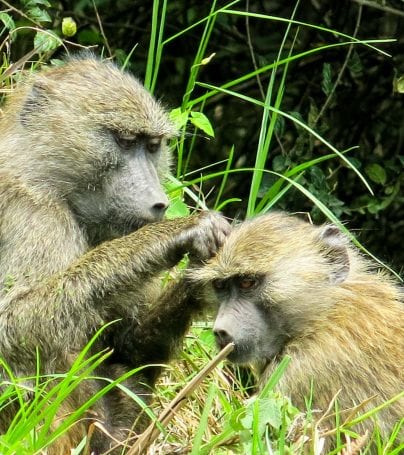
[127,342,234,455]
[339,430,369,455]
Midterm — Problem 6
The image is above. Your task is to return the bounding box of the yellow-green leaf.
[0,12,15,31]
[393,75,404,94]
[190,111,214,137]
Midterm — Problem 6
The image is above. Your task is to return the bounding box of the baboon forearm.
[93,267,207,388]
[112,278,199,384]
[81,215,201,282]
[0,216,199,360]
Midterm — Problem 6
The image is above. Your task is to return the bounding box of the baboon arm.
[110,277,200,384]
[0,214,211,364]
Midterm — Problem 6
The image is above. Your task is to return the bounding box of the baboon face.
[68,131,170,238]
[18,58,177,240]
[210,274,287,364]
[194,213,351,365]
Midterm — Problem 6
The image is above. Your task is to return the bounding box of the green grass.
[1,326,402,454]
[149,328,403,454]
[0,323,158,454]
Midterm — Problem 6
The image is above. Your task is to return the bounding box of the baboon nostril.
[214,328,232,344]
[149,201,168,221]
[153,202,168,212]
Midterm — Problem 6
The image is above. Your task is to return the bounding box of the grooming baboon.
[0,56,231,452]
[192,212,403,449]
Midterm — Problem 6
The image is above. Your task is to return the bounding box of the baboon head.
[13,56,177,242]
[192,213,351,366]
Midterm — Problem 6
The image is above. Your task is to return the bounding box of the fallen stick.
[127,342,235,455]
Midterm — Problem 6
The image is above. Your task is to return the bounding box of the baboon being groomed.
[0,56,231,452]
[192,212,403,450]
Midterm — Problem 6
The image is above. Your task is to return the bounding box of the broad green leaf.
[321,62,333,96]
[393,75,404,94]
[288,110,304,128]
[165,197,189,218]
[348,50,364,78]
[0,12,15,31]
[198,329,215,347]
[272,154,290,172]
[241,397,283,434]
[34,30,61,53]
[190,111,214,137]
[27,7,51,23]
[365,163,387,185]
[23,0,51,6]
[49,59,65,67]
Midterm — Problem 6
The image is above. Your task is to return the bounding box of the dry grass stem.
[127,342,234,455]
[338,430,369,455]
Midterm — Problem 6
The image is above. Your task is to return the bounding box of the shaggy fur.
[193,212,403,450]
[0,56,230,453]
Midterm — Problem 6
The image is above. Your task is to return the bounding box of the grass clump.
[1,325,402,454]
[146,326,403,455]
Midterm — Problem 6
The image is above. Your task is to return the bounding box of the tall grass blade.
[190,382,217,455]
[197,82,374,195]
[188,40,393,109]
[247,1,300,217]
[144,0,161,90]
[214,146,235,210]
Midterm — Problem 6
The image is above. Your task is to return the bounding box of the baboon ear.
[319,225,350,284]
[20,81,49,126]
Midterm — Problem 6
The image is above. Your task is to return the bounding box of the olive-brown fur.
[193,212,403,450]
[0,56,230,452]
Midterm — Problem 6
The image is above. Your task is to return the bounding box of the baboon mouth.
[111,212,165,235]
[217,341,252,364]
[108,217,148,236]
[227,349,252,364]
[216,339,228,351]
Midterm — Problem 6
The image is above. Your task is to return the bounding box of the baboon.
[192,212,403,449]
[0,56,231,452]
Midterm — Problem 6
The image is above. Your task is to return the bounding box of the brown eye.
[213,279,226,290]
[147,137,162,153]
[239,278,257,289]
[114,133,137,150]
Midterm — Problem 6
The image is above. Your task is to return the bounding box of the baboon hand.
[179,211,231,261]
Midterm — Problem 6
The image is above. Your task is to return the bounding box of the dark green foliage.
[3,0,403,271]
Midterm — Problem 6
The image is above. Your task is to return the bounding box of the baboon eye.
[212,279,227,290]
[147,137,162,154]
[114,133,138,150]
[239,277,258,289]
